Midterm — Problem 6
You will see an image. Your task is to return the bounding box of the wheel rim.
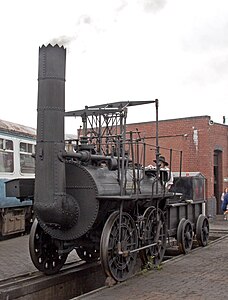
[76,246,100,262]
[177,218,185,254]
[29,219,68,275]
[140,207,167,268]
[178,219,193,254]
[100,211,138,282]
[196,214,209,247]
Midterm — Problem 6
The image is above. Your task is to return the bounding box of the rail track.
[0,228,227,300]
[0,259,105,300]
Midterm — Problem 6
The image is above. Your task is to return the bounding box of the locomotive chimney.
[35,44,78,229]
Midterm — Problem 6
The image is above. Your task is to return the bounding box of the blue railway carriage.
[0,119,35,237]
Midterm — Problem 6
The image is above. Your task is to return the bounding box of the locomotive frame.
[6,44,209,282]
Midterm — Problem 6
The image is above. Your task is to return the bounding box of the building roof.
[0,119,36,138]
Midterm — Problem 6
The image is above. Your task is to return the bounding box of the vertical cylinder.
[34,44,67,226]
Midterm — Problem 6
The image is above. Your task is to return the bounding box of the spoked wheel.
[176,218,186,252]
[196,214,209,247]
[76,246,100,262]
[177,218,193,254]
[100,211,138,282]
[140,207,167,268]
[29,219,68,275]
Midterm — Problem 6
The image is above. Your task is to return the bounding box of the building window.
[0,138,14,173]
[20,142,35,174]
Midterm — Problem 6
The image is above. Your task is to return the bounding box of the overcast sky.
[0,0,228,132]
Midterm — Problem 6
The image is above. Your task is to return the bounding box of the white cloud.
[0,0,228,131]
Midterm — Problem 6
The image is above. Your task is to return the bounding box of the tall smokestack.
[34,44,78,229]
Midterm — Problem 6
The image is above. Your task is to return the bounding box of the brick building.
[127,115,228,217]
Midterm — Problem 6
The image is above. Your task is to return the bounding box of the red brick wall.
[127,116,228,203]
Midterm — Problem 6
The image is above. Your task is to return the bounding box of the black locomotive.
[6,45,209,282]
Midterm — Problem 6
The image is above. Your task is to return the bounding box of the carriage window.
[0,138,14,173]
[20,142,35,173]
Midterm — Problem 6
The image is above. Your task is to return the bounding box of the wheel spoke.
[29,219,68,275]
[177,219,193,254]
[140,207,167,268]
[76,245,100,262]
[196,215,209,247]
[100,211,138,282]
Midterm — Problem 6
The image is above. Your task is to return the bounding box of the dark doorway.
[214,150,222,214]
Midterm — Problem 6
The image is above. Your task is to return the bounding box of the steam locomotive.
[6,45,209,282]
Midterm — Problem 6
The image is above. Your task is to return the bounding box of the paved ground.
[75,215,228,300]
[0,234,78,280]
[0,234,36,279]
[0,215,227,299]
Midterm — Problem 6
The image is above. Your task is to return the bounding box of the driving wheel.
[140,207,167,268]
[100,211,138,282]
[29,219,68,275]
[76,246,100,262]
